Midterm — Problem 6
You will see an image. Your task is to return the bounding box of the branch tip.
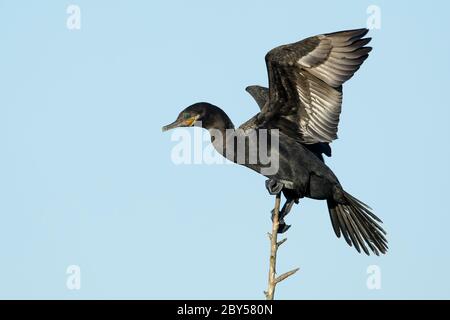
[275,267,300,284]
[277,238,287,247]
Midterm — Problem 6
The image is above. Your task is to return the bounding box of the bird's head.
[162,102,234,132]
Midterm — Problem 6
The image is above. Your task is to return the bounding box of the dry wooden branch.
[277,238,287,247]
[265,193,299,300]
[275,267,300,284]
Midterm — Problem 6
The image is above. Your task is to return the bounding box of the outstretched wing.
[262,28,371,144]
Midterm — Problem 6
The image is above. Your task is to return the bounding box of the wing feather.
[261,28,371,143]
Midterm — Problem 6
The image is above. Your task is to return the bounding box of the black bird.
[162,29,387,255]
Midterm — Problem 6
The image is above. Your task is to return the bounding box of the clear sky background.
[0,0,449,299]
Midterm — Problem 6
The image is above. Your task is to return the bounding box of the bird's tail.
[327,191,388,255]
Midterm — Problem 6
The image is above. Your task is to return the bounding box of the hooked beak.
[162,119,184,132]
[162,115,199,132]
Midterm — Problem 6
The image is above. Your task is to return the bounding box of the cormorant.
[162,29,387,255]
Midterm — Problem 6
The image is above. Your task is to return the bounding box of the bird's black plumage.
[245,85,332,159]
[163,29,387,255]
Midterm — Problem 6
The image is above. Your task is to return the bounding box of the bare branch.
[265,193,281,300]
[275,267,300,284]
[277,238,287,247]
[265,193,300,300]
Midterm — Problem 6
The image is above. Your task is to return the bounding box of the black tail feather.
[327,191,388,256]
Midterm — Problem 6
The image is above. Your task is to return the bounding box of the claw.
[265,179,284,195]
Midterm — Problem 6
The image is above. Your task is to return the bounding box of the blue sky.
[0,0,449,299]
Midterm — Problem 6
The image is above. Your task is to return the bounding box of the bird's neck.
[204,109,235,134]
[206,120,235,134]
[206,117,235,158]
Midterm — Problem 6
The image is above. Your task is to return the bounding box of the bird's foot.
[265,179,284,195]
[271,198,295,220]
[270,198,296,234]
[271,209,291,232]
[278,220,291,234]
[280,199,295,219]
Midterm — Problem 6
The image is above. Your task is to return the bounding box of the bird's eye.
[183,113,190,119]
